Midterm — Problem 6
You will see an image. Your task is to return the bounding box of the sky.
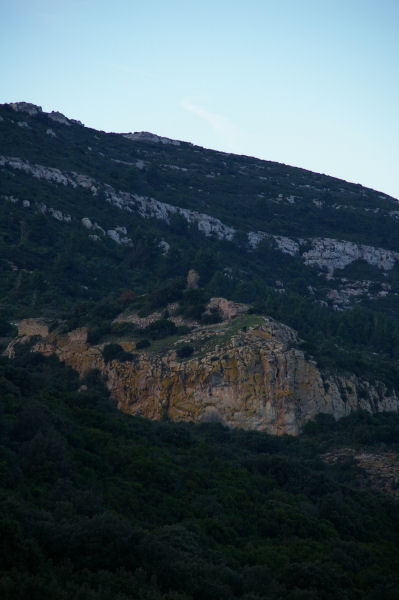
[2,0,399,199]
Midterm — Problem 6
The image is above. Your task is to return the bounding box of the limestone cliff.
[8,316,399,435]
[2,149,399,310]
[248,231,399,274]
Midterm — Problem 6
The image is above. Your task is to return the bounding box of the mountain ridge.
[5,101,398,200]
[4,101,398,199]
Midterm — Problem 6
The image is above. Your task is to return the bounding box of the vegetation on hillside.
[2,105,399,598]
[0,350,399,599]
[2,102,399,391]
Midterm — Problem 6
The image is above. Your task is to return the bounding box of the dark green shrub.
[87,327,102,344]
[92,299,124,320]
[136,339,150,349]
[176,344,194,358]
[178,289,208,320]
[146,278,185,311]
[180,289,207,307]
[182,303,205,320]
[176,325,192,335]
[110,321,137,336]
[201,312,222,325]
[102,343,134,364]
[0,317,17,337]
[87,321,112,344]
[141,319,178,340]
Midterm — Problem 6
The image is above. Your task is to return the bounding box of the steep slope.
[1,101,399,315]
[2,101,399,430]
[2,103,399,600]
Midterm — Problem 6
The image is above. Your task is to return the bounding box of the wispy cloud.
[181,98,240,149]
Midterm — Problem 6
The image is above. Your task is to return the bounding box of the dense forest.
[1,348,399,599]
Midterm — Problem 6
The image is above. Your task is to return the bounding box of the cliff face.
[9,316,398,435]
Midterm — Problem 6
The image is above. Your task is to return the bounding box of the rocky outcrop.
[2,154,397,273]
[206,297,249,320]
[105,189,236,240]
[7,103,82,125]
[123,131,181,145]
[248,231,399,275]
[0,155,73,186]
[48,111,71,126]
[9,102,42,116]
[8,317,399,436]
[302,238,399,274]
[0,155,99,196]
[106,226,131,245]
[159,240,170,255]
[2,193,72,223]
[0,154,235,242]
[326,280,391,309]
[17,318,49,338]
[322,449,399,499]
[186,269,200,290]
[248,231,301,256]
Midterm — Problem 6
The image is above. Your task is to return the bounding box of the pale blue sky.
[2,0,398,199]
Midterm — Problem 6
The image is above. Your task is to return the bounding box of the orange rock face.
[7,317,399,435]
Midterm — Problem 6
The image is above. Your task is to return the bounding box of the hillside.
[2,102,399,599]
[1,100,399,427]
[1,101,399,315]
[0,349,399,600]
